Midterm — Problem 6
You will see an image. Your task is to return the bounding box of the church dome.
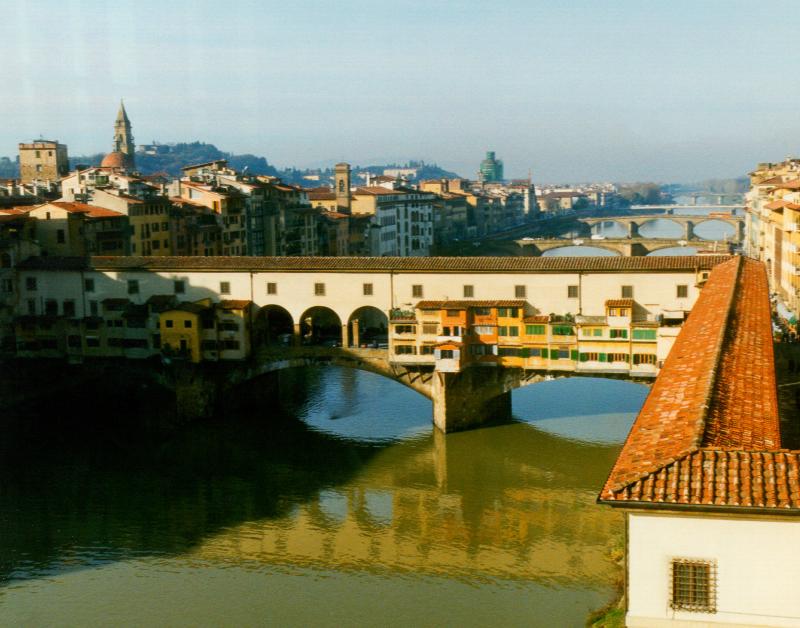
[100,151,128,169]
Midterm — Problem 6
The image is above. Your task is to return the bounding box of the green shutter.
[579,352,589,362]
[594,328,602,337]
[599,353,607,362]
[521,348,530,358]
[570,349,578,361]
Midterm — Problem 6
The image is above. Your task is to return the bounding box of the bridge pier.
[628,222,640,238]
[432,368,512,433]
[684,221,695,240]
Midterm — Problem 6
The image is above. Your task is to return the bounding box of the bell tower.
[113,100,136,168]
[334,162,351,212]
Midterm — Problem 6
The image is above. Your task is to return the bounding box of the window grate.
[670,558,717,613]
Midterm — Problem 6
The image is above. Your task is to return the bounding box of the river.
[0,367,647,627]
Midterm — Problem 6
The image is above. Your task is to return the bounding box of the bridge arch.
[347,306,388,348]
[541,244,622,256]
[299,306,343,346]
[254,304,294,347]
[635,217,685,238]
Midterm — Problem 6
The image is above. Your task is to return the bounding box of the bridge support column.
[341,324,348,347]
[352,319,360,348]
[432,368,512,433]
[627,222,640,238]
[293,323,302,346]
[684,221,695,240]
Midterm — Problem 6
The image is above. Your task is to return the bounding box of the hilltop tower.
[102,100,135,170]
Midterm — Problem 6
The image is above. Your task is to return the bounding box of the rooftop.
[416,300,528,310]
[599,257,798,512]
[16,255,730,274]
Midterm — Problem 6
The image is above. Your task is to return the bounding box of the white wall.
[16,268,703,327]
[628,512,800,627]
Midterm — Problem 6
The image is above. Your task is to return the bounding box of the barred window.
[412,284,423,298]
[363,283,373,296]
[314,283,325,296]
[670,559,716,613]
[463,285,474,298]
[621,285,633,298]
[267,282,277,295]
[514,285,526,298]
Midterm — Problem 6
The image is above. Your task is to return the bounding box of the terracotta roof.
[605,298,634,308]
[523,315,550,323]
[218,299,251,310]
[48,202,125,218]
[609,449,800,509]
[16,255,731,274]
[416,300,527,309]
[774,179,800,190]
[353,186,403,196]
[599,258,795,512]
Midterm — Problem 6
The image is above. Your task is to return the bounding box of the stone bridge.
[578,214,744,242]
[174,346,654,433]
[513,237,720,257]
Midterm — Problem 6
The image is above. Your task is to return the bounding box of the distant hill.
[69,142,281,178]
[3,144,462,184]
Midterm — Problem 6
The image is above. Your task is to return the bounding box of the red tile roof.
[49,202,125,218]
[599,257,796,512]
[16,255,731,274]
[416,300,527,310]
[605,298,634,308]
[218,299,252,310]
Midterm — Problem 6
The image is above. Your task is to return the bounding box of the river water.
[0,368,648,627]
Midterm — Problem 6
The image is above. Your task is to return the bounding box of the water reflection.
[0,368,638,626]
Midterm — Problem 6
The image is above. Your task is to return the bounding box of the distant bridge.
[513,237,729,257]
[578,214,744,242]
[630,204,744,211]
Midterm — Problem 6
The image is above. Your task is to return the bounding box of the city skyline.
[5,0,800,182]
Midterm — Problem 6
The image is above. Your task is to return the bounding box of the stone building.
[18,140,69,184]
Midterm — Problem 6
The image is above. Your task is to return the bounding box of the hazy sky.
[5,0,800,182]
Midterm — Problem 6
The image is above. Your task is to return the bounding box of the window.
[1,278,13,293]
[220,281,230,295]
[621,285,633,298]
[63,300,76,318]
[394,345,416,355]
[84,278,95,292]
[184,320,192,328]
[394,325,415,334]
[515,285,526,298]
[267,282,277,295]
[422,323,438,334]
[471,344,493,356]
[420,345,435,355]
[166,319,174,328]
[567,285,578,299]
[497,307,518,317]
[174,280,185,294]
[473,325,495,335]
[473,307,491,316]
[363,283,373,296]
[314,283,325,296]
[552,325,574,336]
[498,347,521,357]
[44,299,58,316]
[677,284,688,298]
[670,559,716,613]
[633,353,657,365]
[580,352,599,362]
[633,328,657,340]
[412,285,423,298]
[608,353,629,363]
[526,324,545,335]
[89,300,98,316]
[26,277,37,291]
[609,329,628,339]
[439,349,454,359]
[127,279,139,294]
[498,326,519,337]
[462,285,474,298]
[56,229,65,244]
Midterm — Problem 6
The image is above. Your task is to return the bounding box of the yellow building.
[159,301,210,362]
